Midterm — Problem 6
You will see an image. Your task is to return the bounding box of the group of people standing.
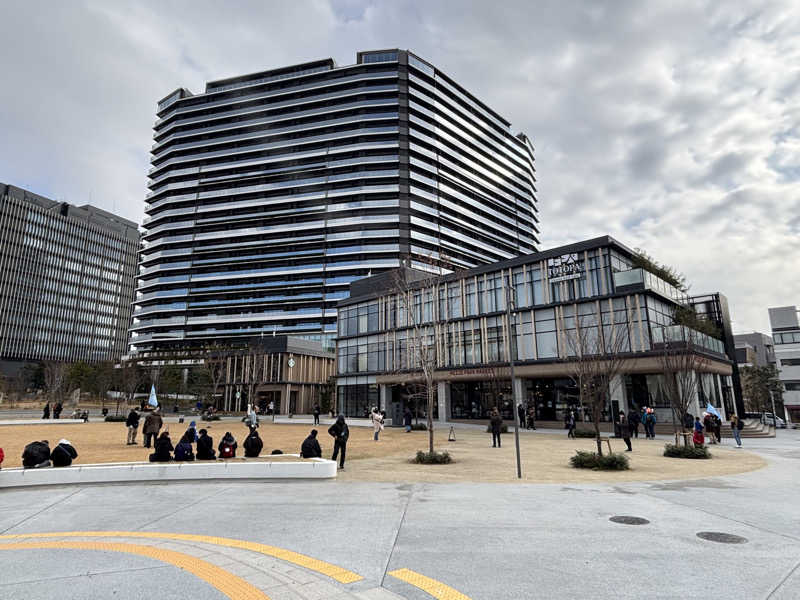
[41,402,64,419]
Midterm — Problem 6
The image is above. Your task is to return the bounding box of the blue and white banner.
[148,384,158,407]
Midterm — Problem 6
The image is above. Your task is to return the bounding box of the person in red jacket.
[0,446,5,469]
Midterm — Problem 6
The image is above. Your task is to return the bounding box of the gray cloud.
[0,0,797,333]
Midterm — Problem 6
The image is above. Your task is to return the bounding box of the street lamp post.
[505,276,522,479]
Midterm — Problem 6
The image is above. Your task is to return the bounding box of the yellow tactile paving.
[388,568,472,600]
[0,531,363,584]
[0,541,269,600]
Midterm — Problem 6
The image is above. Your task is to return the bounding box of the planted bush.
[201,414,221,421]
[573,429,597,438]
[104,415,127,422]
[409,423,427,431]
[663,443,711,459]
[412,450,452,464]
[570,450,630,471]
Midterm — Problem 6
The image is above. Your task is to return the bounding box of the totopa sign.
[547,253,583,282]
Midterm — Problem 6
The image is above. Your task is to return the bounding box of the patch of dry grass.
[0,421,765,483]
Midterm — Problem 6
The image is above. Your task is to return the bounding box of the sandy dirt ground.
[0,421,765,483]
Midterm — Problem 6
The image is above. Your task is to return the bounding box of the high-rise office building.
[131,49,538,355]
[769,306,800,420]
[0,183,139,373]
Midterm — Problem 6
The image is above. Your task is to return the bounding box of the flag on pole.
[148,384,158,407]
[705,403,721,419]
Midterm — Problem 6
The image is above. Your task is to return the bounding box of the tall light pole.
[505,275,522,479]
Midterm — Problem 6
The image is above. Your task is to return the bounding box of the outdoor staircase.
[720,419,775,439]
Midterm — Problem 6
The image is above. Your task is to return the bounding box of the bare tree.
[118,359,147,414]
[200,344,228,408]
[243,343,263,413]
[43,361,67,406]
[657,326,710,445]
[391,264,448,454]
[563,314,631,456]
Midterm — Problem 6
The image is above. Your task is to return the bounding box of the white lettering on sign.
[547,253,583,282]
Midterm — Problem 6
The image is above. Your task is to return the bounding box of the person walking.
[566,410,576,439]
[142,409,163,448]
[42,402,51,420]
[53,401,63,419]
[713,415,722,444]
[125,408,140,445]
[244,429,264,457]
[618,411,632,452]
[490,408,503,448]
[371,407,384,441]
[403,407,413,433]
[702,413,716,444]
[196,429,216,460]
[312,403,321,425]
[300,429,322,458]
[218,432,238,458]
[628,408,640,438]
[517,404,526,429]
[268,400,274,416]
[149,431,173,462]
[527,406,536,430]
[328,414,349,470]
[644,408,657,439]
[731,414,744,448]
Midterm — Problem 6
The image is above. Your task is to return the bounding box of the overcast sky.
[1,0,797,334]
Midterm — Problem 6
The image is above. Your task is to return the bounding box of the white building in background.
[768,306,800,421]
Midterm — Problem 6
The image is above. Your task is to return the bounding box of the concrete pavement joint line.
[0,531,364,584]
[133,486,233,531]
[380,484,415,588]
[0,541,270,600]
[388,568,471,600]
[766,556,800,599]
[0,487,83,535]
[0,564,171,587]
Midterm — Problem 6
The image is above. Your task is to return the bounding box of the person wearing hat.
[300,429,322,458]
[125,408,140,445]
[143,408,163,448]
[184,420,198,443]
[196,429,216,460]
[51,439,78,467]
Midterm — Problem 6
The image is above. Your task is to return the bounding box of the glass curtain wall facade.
[131,49,538,356]
[336,236,736,419]
[0,183,140,363]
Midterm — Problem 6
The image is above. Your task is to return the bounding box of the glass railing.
[651,325,725,355]
[613,268,687,302]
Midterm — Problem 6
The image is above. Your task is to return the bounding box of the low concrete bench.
[0,455,336,488]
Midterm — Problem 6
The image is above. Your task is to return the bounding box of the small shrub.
[201,414,221,421]
[409,423,427,431]
[412,450,452,464]
[486,424,509,433]
[104,415,127,422]
[663,443,711,459]
[573,428,597,438]
[570,450,630,470]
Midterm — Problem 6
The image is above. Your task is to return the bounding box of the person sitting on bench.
[22,440,51,468]
[173,432,195,462]
[196,429,216,460]
[243,429,263,458]
[218,432,237,459]
[149,431,173,462]
[300,429,322,458]
[51,439,78,467]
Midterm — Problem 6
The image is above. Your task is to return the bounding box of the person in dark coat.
[142,409,163,448]
[53,401,63,419]
[713,415,722,444]
[490,408,503,448]
[300,429,322,458]
[566,410,576,439]
[51,439,78,467]
[403,407,413,433]
[312,403,321,425]
[126,409,140,445]
[184,421,198,443]
[517,404,526,428]
[196,429,216,460]
[243,429,264,458]
[527,406,536,430]
[618,411,632,451]
[218,432,237,459]
[628,408,640,438]
[42,402,51,420]
[328,415,349,469]
[22,440,51,468]
[149,431,173,462]
[173,432,195,461]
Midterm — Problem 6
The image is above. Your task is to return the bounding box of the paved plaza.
[1,431,799,599]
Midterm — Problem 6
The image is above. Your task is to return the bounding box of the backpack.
[220,443,234,458]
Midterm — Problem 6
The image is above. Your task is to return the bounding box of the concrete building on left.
[0,183,140,378]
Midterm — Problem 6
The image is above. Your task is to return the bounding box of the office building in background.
[130,49,538,355]
[0,183,139,376]
[769,306,800,420]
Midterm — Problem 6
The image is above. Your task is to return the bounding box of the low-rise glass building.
[335,236,742,424]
